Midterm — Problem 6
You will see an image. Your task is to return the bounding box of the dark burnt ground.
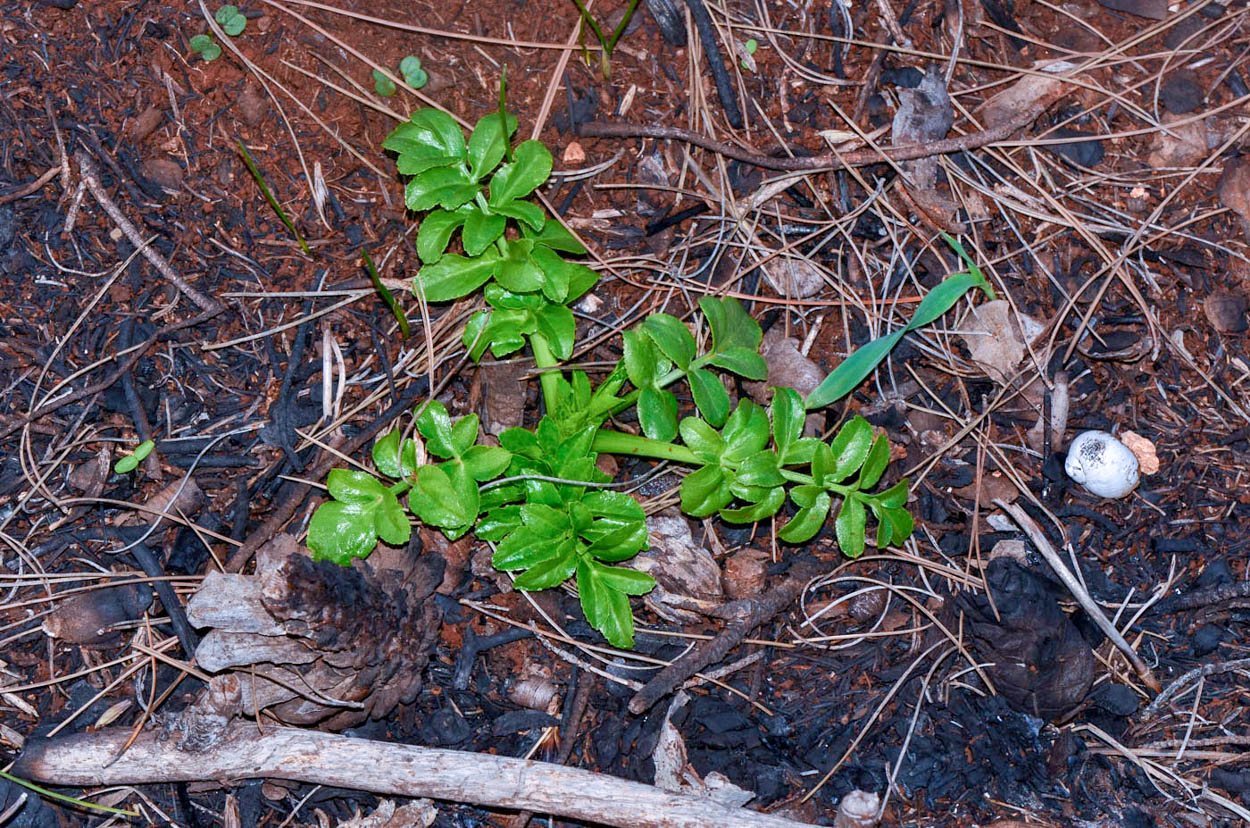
[1,0,1250,826]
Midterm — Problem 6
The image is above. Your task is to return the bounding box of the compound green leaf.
[642,313,695,370]
[326,468,388,504]
[493,525,558,570]
[680,464,732,517]
[462,208,507,256]
[720,485,785,524]
[527,218,587,254]
[535,302,576,360]
[462,445,511,481]
[678,416,723,463]
[416,207,469,264]
[383,109,466,175]
[638,387,678,443]
[414,250,500,302]
[491,198,547,232]
[372,429,417,479]
[721,400,770,462]
[307,501,377,564]
[512,540,578,590]
[403,166,478,212]
[467,111,517,181]
[778,489,831,544]
[770,387,805,461]
[592,561,655,595]
[687,367,730,427]
[489,140,553,207]
[495,239,543,293]
[835,495,866,558]
[708,346,767,381]
[416,401,457,458]
[858,434,890,489]
[827,416,873,483]
[373,490,411,546]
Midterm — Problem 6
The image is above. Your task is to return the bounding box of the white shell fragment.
[1065,430,1140,499]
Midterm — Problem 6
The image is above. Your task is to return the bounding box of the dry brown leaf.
[976,61,1077,130]
[958,300,1045,384]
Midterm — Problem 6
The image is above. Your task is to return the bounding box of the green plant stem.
[529,334,562,413]
[591,429,699,464]
[606,0,641,52]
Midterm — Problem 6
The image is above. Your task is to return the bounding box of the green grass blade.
[0,769,140,818]
[363,250,410,338]
[236,140,310,255]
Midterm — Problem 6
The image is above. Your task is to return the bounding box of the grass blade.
[236,140,310,255]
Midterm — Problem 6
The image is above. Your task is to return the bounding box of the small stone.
[1160,70,1203,114]
[1095,0,1166,19]
[1119,430,1160,475]
[140,157,183,190]
[129,106,164,142]
[236,81,268,128]
[562,141,586,165]
[1217,156,1250,234]
[722,547,769,601]
[1203,291,1248,333]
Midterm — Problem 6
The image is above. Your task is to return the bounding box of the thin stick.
[15,725,820,828]
[578,106,1041,172]
[74,151,223,315]
[1140,657,1250,721]
[994,499,1160,692]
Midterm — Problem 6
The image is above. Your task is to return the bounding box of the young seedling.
[399,56,428,89]
[114,440,155,474]
[374,57,429,98]
[373,69,397,98]
[215,4,247,36]
[235,140,311,255]
[363,249,410,338]
[189,34,222,62]
[738,37,758,71]
[570,0,641,79]
[308,100,991,649]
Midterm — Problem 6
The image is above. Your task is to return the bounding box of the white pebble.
[1065,430,1140,499]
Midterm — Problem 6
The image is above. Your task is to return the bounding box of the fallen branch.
[578,107,1041,172]
[1140,657,1250,721]
[14,724,818,828]
[75,150,223,315]
[629,560,821,714]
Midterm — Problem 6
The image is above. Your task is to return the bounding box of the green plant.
[400,56,428,89]
[373,69,397,98]
[374,56,429,98]
[740,38,758,71]
[307,103,990,648]
[114,439,155,474]
[571,0,641,79]
[215,4,247,36]
[189,33,221,62]
[236,140,310,255]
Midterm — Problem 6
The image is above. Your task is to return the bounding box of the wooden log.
[15,724,817,828]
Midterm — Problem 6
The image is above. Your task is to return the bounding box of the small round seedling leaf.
[373,69,397,98]
[114,454,139,474]
[132,440,155,462]
[216,5,246,36]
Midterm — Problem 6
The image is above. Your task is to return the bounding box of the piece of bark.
[14,724,820,828]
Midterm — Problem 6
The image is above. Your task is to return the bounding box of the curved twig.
[578,107,1042,171]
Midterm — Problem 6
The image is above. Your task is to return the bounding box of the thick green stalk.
[592,429,700,465]
[529,333,562,412]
